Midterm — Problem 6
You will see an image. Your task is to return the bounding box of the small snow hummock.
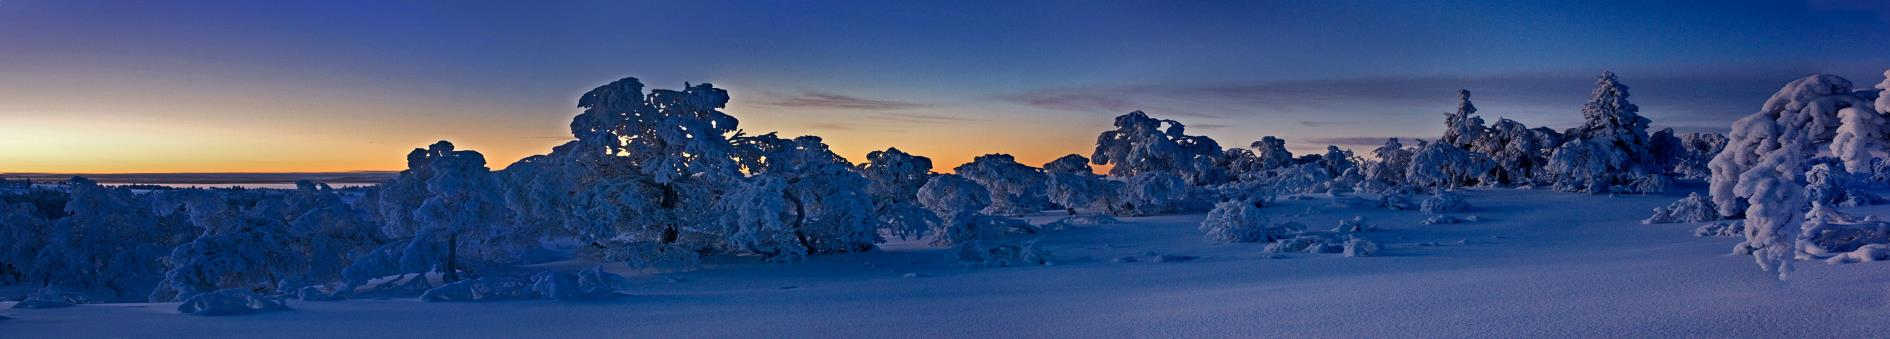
[1333,216,1372,232]
[1343,238,1380,257]
[1377,191,1417,211]
[1419,190,1471,214]
[531,266,627,301]
[420,276,536,302]
[1643,192,1723,224]
[1199,200,1301,243]
[1796,205,1890,264]
[177,289,289,316]
[11,287,87,309]
[952,239,1053,268]
[1695,221,1745,237]
[1420,215,1467,225]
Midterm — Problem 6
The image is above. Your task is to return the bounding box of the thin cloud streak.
[757,92,929,110]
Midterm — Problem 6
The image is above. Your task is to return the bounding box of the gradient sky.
[3,0,1889,173]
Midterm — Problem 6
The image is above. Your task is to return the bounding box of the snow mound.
[1797,206,1890,264]
[1264,234,1343,254]
[296,286,347,301]
[1419,191,1471,214]
[1043,215,1120,230]
[1343,238,1380,257]
[178,289,289,316]
[1200,200,1301,243]
[1420,215,1467,225]
[420,277,536,302]
[1643,192,1723,224]
[1695,221,1745,237]
[1333,216,1373,232]
[531,266,627,301]
[11,288,87,309]
[952,239,1053,267]
[1377,191,1417,211]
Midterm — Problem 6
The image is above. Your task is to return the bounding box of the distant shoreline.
[0,171,396,185]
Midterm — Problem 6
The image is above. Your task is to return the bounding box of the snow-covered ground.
[4,186,1887,338]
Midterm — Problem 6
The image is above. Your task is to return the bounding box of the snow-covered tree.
[282,181,383,289]
[407,143,514,282]
[1251,136,1295,171]
[1546,72,1659,192]
[150,189,305,301]
[1091,111,1225,185]
[1470,118,1555,186]
[730,134,880,255]
[1441,89,1488,148]
[915,174,1032,248]
[37,177,190,295]
[859,147,939,240]
[1200,200,1295,243]
[1357,138,1416,192]
[1407,141,1486,189]
[953,154,1048,217]
[1674,132,1728,179]
[1707,73,1885,278]
[1109,171,1204,216]
[1042,154,1113,215]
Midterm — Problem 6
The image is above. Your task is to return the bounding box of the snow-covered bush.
[419,276,536,302]
[1407,141,1487,189]
[954,154,1048,217]
[1628,173,1674,194]
[1199,200,1289,243]
[1091,111,1226,185]
[1420,215,1467,225]
[177,289,289,316]
[1419,190,1471,214]
[1795,204,1890,264]
[1043,154,1113,215]
[916,174,1033,248]
[34,177,191,296]
[1643,192,1722,224]
[1263,232,1342,254]
[917,174,991,217]
[531,266,625,301]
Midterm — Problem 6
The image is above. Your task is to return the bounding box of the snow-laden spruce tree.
[859,147,940,239]
[1545,72,1660,192]
[1407,141,1487,189]
[1109,171,1205,216]
[730,134,880,256]
[1042,154,1114,215]
[953,154,1049,217]
[1441,89,1488,148]
[1357,138,1416,192]
[150,189,305,302]
[1091,111,1226,185]
[1707,72,1886,278]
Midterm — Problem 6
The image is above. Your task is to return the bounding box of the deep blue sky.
[2,0,1888,172]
